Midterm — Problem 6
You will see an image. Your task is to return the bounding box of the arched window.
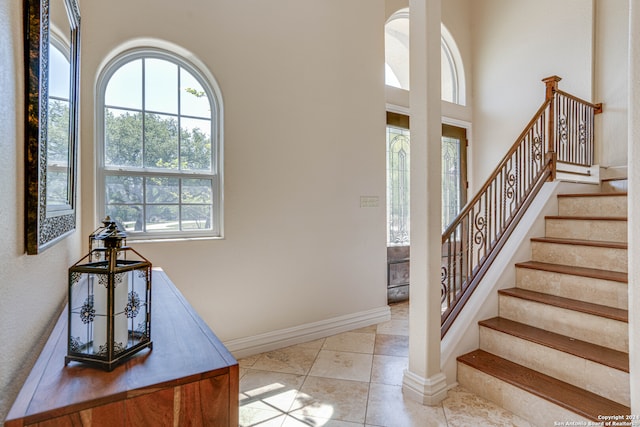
[96,47,223,239]
[384,10,466,105]
[385,9,410,90]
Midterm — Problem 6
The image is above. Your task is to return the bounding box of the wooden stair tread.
[458,349,630,421]
[545,215,627,221]
[530,236,627,249]
[515,260,628,283]
[558,192,627,198]
[499,288,628,322]
[479,317,629,371]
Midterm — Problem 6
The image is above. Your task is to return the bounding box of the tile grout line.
[287,337,327,422]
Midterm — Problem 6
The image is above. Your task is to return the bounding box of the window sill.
[127,235,225,244]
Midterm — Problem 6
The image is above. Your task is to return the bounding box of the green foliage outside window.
[104,90,215,233]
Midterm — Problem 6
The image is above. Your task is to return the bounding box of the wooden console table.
[5,269,238,427]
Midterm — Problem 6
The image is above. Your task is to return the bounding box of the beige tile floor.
[238,301,531,427]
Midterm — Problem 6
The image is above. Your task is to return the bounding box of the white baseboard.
[402,370,448,406]
[224,305,391,359]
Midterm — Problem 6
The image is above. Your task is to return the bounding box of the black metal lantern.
[88,216,126,261]
[66,224,152,371]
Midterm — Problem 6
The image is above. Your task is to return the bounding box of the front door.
[441,124,468,231]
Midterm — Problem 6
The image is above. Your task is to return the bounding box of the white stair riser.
[516,267,628,310]
[479,327,630,406]
[457,363,591,427]
[558,196,627,217]
[601,180,628,193]
[498,295,628,353]
[531,241,627,273]
[545,218,627,243]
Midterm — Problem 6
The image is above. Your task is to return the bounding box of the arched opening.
[384,9,466,106]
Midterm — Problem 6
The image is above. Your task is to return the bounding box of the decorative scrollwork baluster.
[473,211,486,247]
[505,162,518,214]
[441,266,448,304]
[559,115,568,144]
[532,135,542,161]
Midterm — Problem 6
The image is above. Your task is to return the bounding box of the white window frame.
[96,47,224,241]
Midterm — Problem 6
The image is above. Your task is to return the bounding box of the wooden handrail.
[441,99,552,242]
[555,89,603,113]
[440,76,602,337]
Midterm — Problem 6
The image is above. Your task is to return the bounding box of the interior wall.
[386,0,408,19]
[0,0,83,421]
[79,0,388,344]
[469,0,595,189]
[594,0,629,168]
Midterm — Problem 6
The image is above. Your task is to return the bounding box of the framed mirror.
[24,0,80,254]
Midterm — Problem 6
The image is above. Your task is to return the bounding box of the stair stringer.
[441,180,601,385]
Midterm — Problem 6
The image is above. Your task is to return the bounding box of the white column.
[628,0,640,414]
[402,0,447,405]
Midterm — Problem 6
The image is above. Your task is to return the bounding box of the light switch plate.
[360,196,379,208]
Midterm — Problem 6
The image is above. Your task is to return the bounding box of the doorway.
[441,124,468,231]
[386,112,411,302]
[386,115,469,303]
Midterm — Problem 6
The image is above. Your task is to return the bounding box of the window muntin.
[98,50,221,239]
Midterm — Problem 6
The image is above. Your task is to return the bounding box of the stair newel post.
[543,76,561,181]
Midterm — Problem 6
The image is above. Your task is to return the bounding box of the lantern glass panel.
[69,269,106,355]
[122,267,150,347]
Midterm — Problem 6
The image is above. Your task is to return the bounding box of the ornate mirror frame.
[24,0,81,254]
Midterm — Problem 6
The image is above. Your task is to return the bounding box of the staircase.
[456,180,630,426]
